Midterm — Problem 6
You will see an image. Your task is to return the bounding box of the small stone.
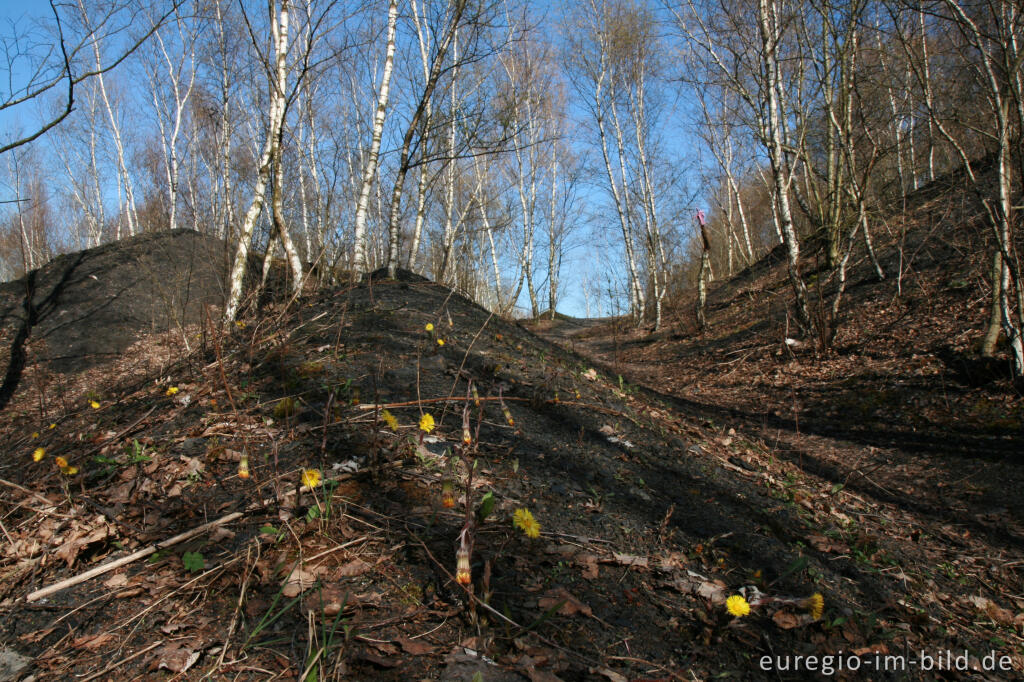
[0,648,32,682]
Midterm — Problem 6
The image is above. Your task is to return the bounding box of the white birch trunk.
[352,0,398,276]
[224,0,290,322]
[758,0,810,329]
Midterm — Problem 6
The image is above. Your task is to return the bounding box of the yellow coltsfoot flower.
[301,468,322,489]
[726,595,751,618]
[381,409,399,431]
[803,592,824,620]
[55,456,78,475]
[425,323,434,332]
[166,386,179,396]
[32,447,45,462]
[89,400,100,409]
[513,508,541,538]
[419,413,435,433]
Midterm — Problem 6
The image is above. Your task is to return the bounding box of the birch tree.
[384,0,468,278]
[673,0,811,329]
[351,0,398,276]
[224,0,292,322]
[934,0,1024,374]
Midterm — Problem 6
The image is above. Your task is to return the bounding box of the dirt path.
[536,320,1024,676]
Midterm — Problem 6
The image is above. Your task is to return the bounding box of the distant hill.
[0,230,228,407]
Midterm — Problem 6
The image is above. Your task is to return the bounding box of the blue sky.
[1,0,704,319]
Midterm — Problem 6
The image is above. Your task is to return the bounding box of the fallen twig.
[80,640,164,682]
[26,511,244,602]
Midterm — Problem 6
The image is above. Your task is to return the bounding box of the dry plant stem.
[0,476,54,506]
[359,397,644,426]
[211,541,260,673]
[80,639,164,682]
[411,532,605,670]
[0,517,14,547]
[26,511,244,602]
[439,310,493,425]
[119,557,239,657]
[605,655,686,681]
[71,404,158,466]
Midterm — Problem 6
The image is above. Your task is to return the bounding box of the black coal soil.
[1,260,1014,680]
[0,230,229,408]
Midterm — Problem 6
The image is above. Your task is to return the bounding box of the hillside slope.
[0,208,1020,680]
[0,230,228,411]
[533,167,1024,677]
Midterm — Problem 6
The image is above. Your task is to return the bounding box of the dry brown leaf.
[539,588,593,617]
[607,553,648,568]
[396,637,435,655]
[71,633,115,651]
[103,573,129,588]
[576,553,599,580]
[282,568,317,598]
[156,644,200,673]
[851,644,889,656]
[772,610,802,629]
[337,558,371,577]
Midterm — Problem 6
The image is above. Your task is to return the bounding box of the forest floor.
[0,170,1022,680]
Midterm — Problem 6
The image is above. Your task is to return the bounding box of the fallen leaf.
[71,633,115,651]
[577,553,599,580]
[337,558,371,577]
[772,610,801,629]
[282,568,317,598]
[539,588,593,617]
[851,644,889,656]
[103,573,129,588]
[156,644,200,673]
[396,637,435,655]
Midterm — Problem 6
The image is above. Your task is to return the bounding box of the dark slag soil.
[0,209,1022,680]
